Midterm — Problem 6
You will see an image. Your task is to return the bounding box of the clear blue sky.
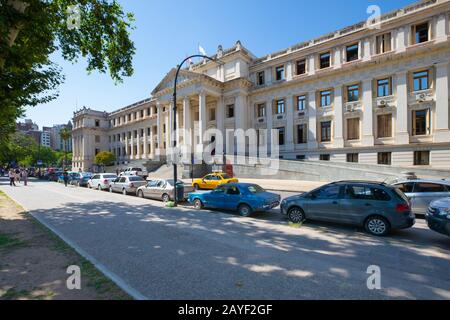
[25,0,415,128]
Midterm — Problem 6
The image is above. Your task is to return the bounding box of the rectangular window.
[297,95,306,111]
[277,127,285,145]
[376,33,392,54]
[209,108,216,121]
[275,66,285,81]
[377,114,392,138]
[147,108,151,116]
[414,151,430,166]
[377,152,392,165]
[140,110,144,118]
[413,22,429,44]
[347,153,359,163]
[95,135,100,143]
[413,109,430,136]
[147,127,151,136]
[320,121,332,142]
[320,90,332,107]
[296,155,306,160]
[257,103,266,118]
[276,99,285,114]
[320,154,330,161]
[296,59,306,75]
[346,43,359,62]
[347,84,360,102]
[227,104,235,118]
[413,70,429,91]
[319,52,331,69]
[257,71,265,86]
[377,78,391,97]
[297,124,307,144]
[347,118,360,140]
[95,120,100,127]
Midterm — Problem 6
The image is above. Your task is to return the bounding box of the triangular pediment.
[151,68,203,96]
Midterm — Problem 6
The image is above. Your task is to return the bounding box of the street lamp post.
[172,54,218,207]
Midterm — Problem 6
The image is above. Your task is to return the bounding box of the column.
[130,131,135,160]
[124,134,129,160]
[286,95,295,151]
[362,79,375,146]
[149,127,154,158]
[183,97,192,153]
[156,102,163,155]
[216,96,225,155]
[435,14,448,43]
[395,26,407,53]
[136,129,141,159]
[308,54,316,76]
[362,38,371,62]
[198,92,207,148]
[334,86,344,148]
[266,98,273,155]
[307,91,318,149]
[175,110,180,147]
[395,71,410,145]
[143,128,148,159]
[333,47,342,69]
[235,94,247,156]
[434,62,450,142]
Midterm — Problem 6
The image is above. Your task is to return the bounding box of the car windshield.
[103,175,117,179]
[129,176,144,181]
[247,184,265,194]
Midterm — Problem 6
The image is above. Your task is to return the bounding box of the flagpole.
[172,54,220,207]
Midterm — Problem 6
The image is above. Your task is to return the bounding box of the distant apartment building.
[73,0,450,171]
[49,122,73,152]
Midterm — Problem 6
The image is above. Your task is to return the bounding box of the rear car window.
[414,183,448,193]
[396,183,414,193]
[104,175,117,179]
[129,176,144,181]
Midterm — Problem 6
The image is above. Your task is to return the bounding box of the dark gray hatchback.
[281,181,415,236]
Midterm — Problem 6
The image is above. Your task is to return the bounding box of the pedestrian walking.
[15,168,20,184]
[22,169,28,186]
[9,169,16,187]
[63,170,69,187]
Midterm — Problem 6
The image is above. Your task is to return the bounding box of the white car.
[120,167,148,179]
[88,173,118,190]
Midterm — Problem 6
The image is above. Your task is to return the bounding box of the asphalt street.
[1,178,449,299]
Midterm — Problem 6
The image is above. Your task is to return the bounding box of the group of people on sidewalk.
[7,168,29,187]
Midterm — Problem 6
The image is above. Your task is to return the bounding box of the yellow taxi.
[192,172,238,190]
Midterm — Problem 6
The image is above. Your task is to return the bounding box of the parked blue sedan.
[188,183,281,217]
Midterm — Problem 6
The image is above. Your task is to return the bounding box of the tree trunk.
[0,0,29,70]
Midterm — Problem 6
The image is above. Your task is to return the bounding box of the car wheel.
[122,188,127,196]
[288,207,306,223]
[193,199,203,210]
[162,193,170,203]
[238,204,252,217]
[365,216,391,236]
[97,184,102,191]
[138,190,144,198]
[109,186,113,193]
[77,181,80,187]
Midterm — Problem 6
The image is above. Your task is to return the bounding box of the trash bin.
[175,182,184,201]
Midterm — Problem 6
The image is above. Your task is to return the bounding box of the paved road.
[1,178,449,299]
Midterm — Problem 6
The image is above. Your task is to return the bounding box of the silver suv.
[391,179,450,215]
[281,181,415,236]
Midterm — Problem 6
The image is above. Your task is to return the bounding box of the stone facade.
[72,0,450,172]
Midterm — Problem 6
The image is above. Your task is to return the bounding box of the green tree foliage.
[94,151,115,166]
[0,131,58,166]
[0,0,135,146]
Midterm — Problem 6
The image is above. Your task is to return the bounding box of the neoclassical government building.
[72,0,450,173]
